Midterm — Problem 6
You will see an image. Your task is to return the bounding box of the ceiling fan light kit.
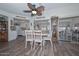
[32,10,37,15]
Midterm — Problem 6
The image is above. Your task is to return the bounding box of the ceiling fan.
[23,3,45,16]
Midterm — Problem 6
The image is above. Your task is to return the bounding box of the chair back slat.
[25,30,33,40]
[34,30,42,42]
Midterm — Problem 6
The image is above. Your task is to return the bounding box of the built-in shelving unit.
[0,15,8,42]
[59,16,79,43]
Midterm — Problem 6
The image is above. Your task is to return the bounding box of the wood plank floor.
[0,36,79,56]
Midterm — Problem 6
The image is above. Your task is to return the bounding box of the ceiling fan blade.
[36,6,45,16]
[37,6,45,12]
[37,11,42,16]
[23,10,31,13]
[27,3,36,10]
[27,3,33,10]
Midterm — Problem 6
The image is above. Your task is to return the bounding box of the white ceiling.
[0,3,79,17]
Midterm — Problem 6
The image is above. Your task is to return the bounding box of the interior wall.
[45,4,79,18]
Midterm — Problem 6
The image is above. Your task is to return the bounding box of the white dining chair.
[33,30,43,50]
[25,30,33,49]
[42,32,53,47]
